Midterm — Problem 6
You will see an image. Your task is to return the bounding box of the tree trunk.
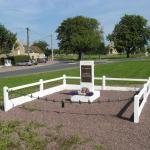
[78,51,82,60]
[126,50,130,58]
[99,54,101,60]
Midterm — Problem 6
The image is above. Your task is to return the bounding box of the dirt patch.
[0,90,150,150]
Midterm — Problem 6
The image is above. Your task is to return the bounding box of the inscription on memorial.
[81,65,92,82]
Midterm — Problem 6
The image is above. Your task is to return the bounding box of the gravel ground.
[0,90,150,150]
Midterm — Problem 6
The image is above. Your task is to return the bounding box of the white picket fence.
[134,78,150,123]
[3,76,65,112]
[3,75,150,123]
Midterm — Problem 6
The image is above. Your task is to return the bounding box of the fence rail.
[8,82,41,92]
[66,76,147,90]
[134,77,150,123]
[66,76,147,82]
[105,77,147,82]
[8,76,147,92]
[3,76,64,112]
[43,77,63,84]
[66,76,80,79]
[3,75,150,123]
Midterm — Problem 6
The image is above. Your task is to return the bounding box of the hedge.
[13,55,30,64]
[0,59,2,65]
[0,55,30,66]
[0,58,5,65]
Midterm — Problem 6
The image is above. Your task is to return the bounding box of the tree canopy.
[107,15,150,57]
[56,16,104,60]
[0,24,17,54]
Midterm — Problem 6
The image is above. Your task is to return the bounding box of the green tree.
[0,24,16,54]
[147,44,150,53]
[96,42,107,55]
[107,15,150,58]
[44,49,51,57]
[56,16,104,60]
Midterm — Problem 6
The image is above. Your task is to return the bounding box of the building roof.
[24,45,43,54]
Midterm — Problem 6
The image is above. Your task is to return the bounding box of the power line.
[8,27,57,48]
[30,35,51,43]
[30,30,46,37]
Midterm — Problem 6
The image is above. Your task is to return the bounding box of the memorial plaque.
[81,65,92,82]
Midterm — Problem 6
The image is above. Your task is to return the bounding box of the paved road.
[0,62,79,78]
[0,58,146,78]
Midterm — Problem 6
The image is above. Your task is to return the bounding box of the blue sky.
[0,0,150,48]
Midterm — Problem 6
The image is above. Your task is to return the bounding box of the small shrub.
[0,55,30,66]
[18,122,48,150]
[0,120,20,150]
[57,134,82,150]
[0,136,18,150]
[0,120,20,134]
[14,55,30,65]
[27,121,45,129]
[0,120,47,150]
[0,58,3,65]
[55,124,64,133]
[0,58,5,65]
[95,144,105,150]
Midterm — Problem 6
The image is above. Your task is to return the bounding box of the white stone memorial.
[71,61,100,102]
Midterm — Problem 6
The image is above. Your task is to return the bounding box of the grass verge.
[0,60,150,102]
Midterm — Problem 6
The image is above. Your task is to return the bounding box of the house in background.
[15,43,46,60]
[0,40,26,66]
[28,45,46,60]
[0,39,45,60]
[108,41,118,55]
[0,39,46,66]
[12,39,26,56]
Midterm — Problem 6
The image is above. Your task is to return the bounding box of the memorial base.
[71,91,100,103]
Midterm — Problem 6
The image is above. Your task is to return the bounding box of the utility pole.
[26,27,30,55]
[51,34,53,61]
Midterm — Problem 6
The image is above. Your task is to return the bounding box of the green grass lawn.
[1,60,150,102]
[54,53,146,61]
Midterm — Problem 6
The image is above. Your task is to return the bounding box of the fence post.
[63,74,66,86]
[39,79,44,92]
[148,77,150,94]
[143,84,148,102]
[3,86,9,112]
[134,95,139,123]
[102,75,106,90]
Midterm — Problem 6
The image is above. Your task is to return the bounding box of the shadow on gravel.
[19,105,117,117]
[0,100,4,111]
[116,91,140,122]
[116,92,138,122]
